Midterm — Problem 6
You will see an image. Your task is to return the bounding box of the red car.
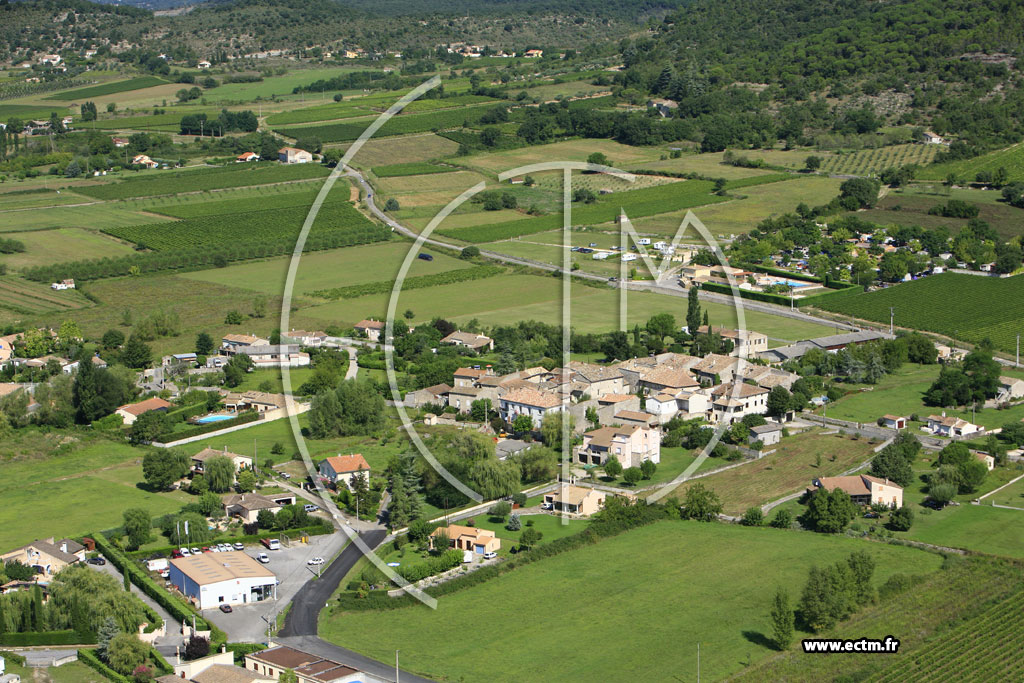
[171,549,183,558]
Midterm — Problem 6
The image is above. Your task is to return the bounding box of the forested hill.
[614,0,1024,148]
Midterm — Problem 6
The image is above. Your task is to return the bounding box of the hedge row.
[125,522,333,559]
[733,262,825,284]
[336,505,670,611]
[312,265,504,300]
[700,280,861,309]
[162,402,208,424]
[226,642,266,665]
[0,630,83,646]
[396,548,463,583]
[90,533,220,644]
[157,410,260,444]
[78,648,131,683]
[22,229,390,284]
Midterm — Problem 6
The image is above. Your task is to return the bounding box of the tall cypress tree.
[31,584,43,631]
[769,587,794,650]
[72,356,101,424]
[686,285,701,335]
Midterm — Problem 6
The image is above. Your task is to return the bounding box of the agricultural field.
[319,521,943,682]
[918,142,1024,184]
[815,273,1024,355]
[664,430,879,515]
[42,76,169,101]
[293,270,835,340]
[861,186,1024,240]
[104,198,382,251]
[437,179,726,243]
[74,162,331,200]
[736,556,1022,682]
[340,133,460,168]
[627,174,841,238]
[866,588,1024,682]
[454,138,667,176]
[77,107,219,133]
[181,240,473,296]
[817,143,938,176]
[637,150,784,180]
[0,276,93,321]
[0,188,89,210]
[274,103,498,142]
[148,184,325,219]
[371,162,453,178]
[0,103,71,120]
[0,201,172,232]
[204,67,369,103]
[0,227,136,270]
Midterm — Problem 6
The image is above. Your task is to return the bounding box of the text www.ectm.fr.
[802,637,901,653]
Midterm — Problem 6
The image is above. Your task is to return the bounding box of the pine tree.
[769,587,794,650]
[96,617,120,662]
[798,566,832,632]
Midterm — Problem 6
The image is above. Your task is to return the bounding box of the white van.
[462,550,474,564]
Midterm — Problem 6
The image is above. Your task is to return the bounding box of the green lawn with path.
[319,520,943,682]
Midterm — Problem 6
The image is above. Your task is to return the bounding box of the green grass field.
[0,202,173,232]
[861,186,1024,240]
[42,76,169,101]
[667,430,879,514]
[275,103,498,142]
[0,276,93,320]
[0,434,186,549]
[371,162,453,178]
[180,241,472,296]
[0,103,71,120]
[1,227,136,270]
[815,273,1024,355]
[340,133,460,168]
[319,521,943,682]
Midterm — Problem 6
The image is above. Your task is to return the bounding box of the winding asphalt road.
[278,527,434,682]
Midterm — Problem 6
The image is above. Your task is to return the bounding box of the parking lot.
[199,531,349,642]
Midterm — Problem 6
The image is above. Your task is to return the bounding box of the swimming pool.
[196,414,235,424]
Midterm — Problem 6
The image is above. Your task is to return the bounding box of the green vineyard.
[815,273,1024,353]
[150,187,324,219]
[919,142,1024,184]
[865,589,1024,682]
[75,163,330,200]
[42,76,168,101]
[105,200,378,251]
[818,144,938,177]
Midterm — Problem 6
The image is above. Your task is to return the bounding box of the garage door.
[474,544,484,554]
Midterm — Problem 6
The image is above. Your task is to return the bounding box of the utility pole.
[395,650,400,683]
[889,307,894,335]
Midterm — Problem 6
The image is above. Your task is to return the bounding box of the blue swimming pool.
[196,415,234,424]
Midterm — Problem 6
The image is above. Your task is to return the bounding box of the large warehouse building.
[169,551,277,610]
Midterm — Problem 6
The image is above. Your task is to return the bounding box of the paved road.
[276,528,436,682]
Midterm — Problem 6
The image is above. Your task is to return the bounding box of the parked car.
[86,557,106,566]
[159,569,170,578]
[262,538,281,551]
[304,504,319,512]
[540,502,553,510]
[589,242,597,247]
[179,548,190,556]
[190,547,200,555]
[307,556,325,566]
[483,551,497,560]
[232,542,244,551]
[281,473,291,480]
[418,253,433,261]
[219,604,233,613]
[171,549,183,558]
[256,553,270,564]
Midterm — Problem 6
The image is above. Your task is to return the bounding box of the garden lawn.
[466,512,588,547]
[902,504,1024,558]
[319,521,944,682]
[595,446,721,488]
[986,473,1024,508]
[665,430,879,515]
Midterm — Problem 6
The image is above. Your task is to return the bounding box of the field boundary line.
[976,471,1024,502]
